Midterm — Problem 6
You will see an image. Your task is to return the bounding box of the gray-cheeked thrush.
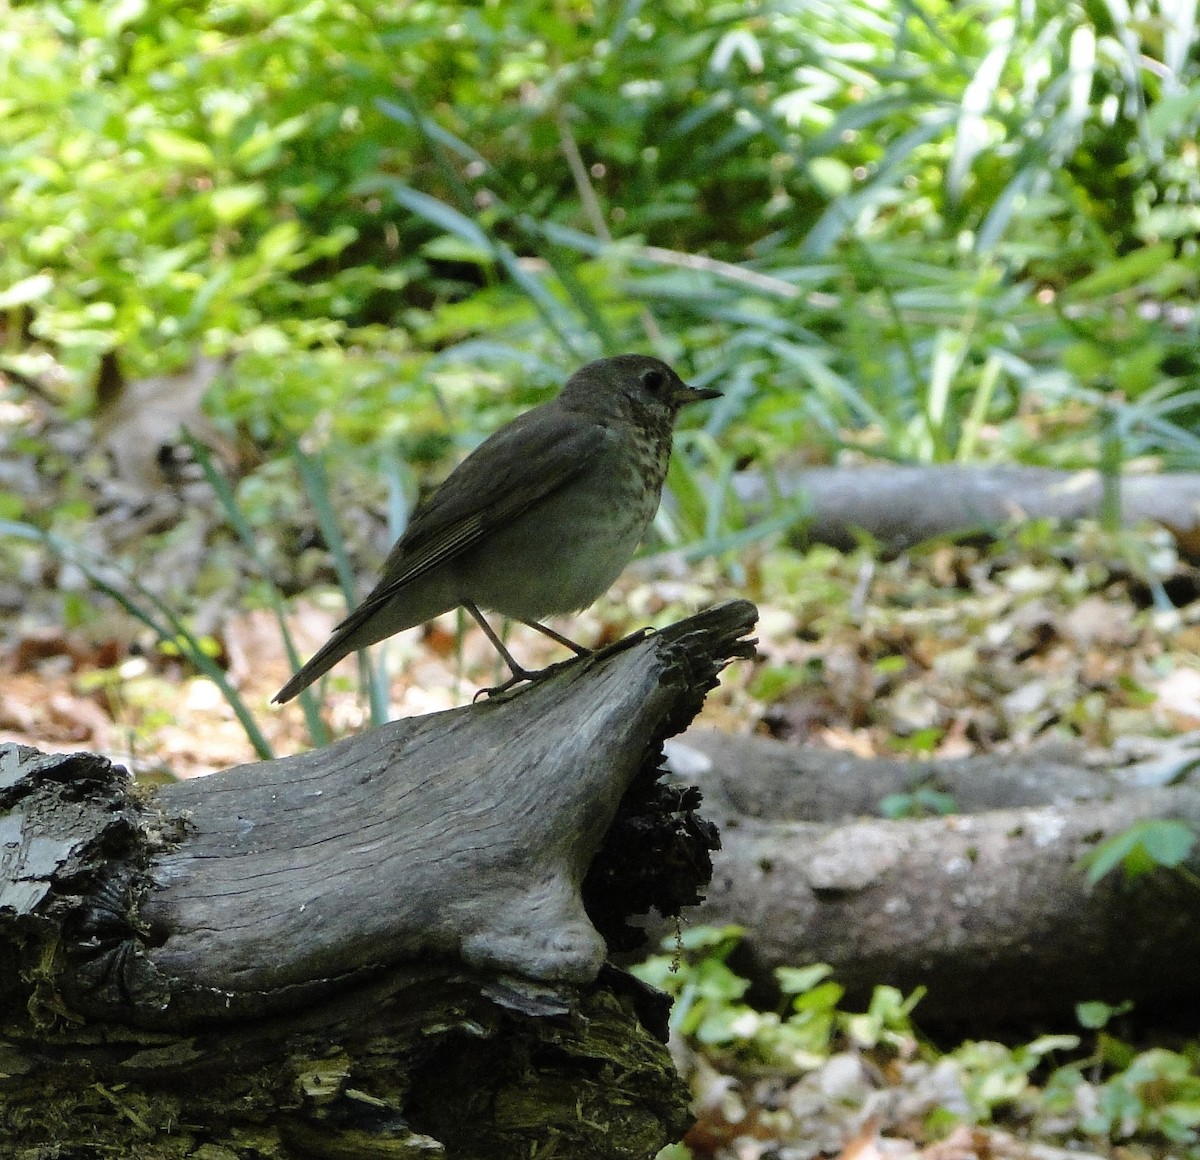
[273,354,720,703]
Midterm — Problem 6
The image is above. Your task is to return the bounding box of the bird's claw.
[474,664,552,701]
[474,649,600,700]
[474,674,524,701]
[472,627,659,701]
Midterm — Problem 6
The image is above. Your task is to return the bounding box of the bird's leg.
[514,617,592,656]
[464,602,536,679]
[463,601,550,698]
[464,604,592,699]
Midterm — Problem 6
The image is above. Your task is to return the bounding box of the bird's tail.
[272,593,400,704]
[272,622,362,704]
[272,580,455,704]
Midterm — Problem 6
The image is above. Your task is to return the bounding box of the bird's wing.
[337,406,607,625]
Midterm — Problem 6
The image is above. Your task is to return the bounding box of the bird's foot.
[473,660,569,702]
[474,669,534,701]
[472,628,657,702]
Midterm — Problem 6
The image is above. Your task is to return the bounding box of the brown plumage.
[274,354,719,703]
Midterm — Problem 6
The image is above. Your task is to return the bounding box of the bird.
[273,354,720,704]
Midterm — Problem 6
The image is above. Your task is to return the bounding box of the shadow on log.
[0,600,758,1160]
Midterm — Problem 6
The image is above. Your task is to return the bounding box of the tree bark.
[657,729,1200,1030]
[735,464,1200,561]
[0,600,758,1159]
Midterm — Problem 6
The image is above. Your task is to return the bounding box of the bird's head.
[561,354,720,425]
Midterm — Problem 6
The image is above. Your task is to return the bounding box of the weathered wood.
[734,464,1200,560]
[136,601,750,1023]
[0,962,692,1159]
[0,600,758,1159]
[657,729,1200,1028]
[668,730,1133,821]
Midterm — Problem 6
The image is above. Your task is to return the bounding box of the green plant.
[879,787,958,819]
[635,928,1200,1154]
[0,518,275,760]
[631,926,924,1068]
[4,0,1198,481]
[1080,818,1200,885]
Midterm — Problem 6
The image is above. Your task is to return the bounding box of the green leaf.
[807,157,853,198]
[677,924,744,952]
[776,964,833,995]
[1146,83,1200,138]
[1081,819,1198,884]
[0,273,53,309]
[1076,999,1134,1029]
[1067,244,1174,299]
[1024,1034,1081,1057]
[382,182,493,252]
[889,731,948,757]
[210,184,266,224]
[255,221,303,267]
[794,980,845,1012]
[694,1003,756,1045]
[421,236,495,265]
[105,0,147,34]
[748,664,809,702]
[1082,829,1144,883]
[234,114,310,172]
[1140,819,1198,867]
[146,129,213,167]
[691,959,750,1004]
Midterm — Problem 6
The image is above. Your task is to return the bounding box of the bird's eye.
[640,368,666,392]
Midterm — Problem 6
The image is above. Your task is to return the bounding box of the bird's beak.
[671,382,721,406]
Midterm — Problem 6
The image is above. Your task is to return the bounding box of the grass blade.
[186,433,330,747]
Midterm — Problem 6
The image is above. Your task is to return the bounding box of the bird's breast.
[457,428,670,620]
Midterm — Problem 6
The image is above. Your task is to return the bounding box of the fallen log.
[659,729,1200,1030]
[735,464,1200,561]
[0,600,757,1160]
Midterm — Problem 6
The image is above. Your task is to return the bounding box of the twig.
[635,245,805,301]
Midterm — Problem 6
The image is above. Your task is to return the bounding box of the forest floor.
[3,496,1200,1160]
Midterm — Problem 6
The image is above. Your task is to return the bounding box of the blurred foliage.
[1080,817,1200,884]
[1,0,1198,474]
[635,927,1200,1154]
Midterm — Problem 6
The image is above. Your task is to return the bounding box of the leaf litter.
[4,495,1200,1158]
